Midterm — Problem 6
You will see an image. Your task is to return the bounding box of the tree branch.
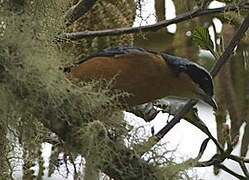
[155,99,197,139]
[162,136,248,180]
[210,11,249,77]
[215,164,247,180]
[59,2,249,40]
[64,0,99,27]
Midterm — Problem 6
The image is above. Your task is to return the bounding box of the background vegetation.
[0,0,248,179]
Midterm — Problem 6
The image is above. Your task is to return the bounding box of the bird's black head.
[185,64,214,97]
[161,53,216,109]
[161,54,214,96]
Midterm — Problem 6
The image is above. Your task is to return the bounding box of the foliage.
[0,0,127,178]
[1,0,248,179]
[192,28,215,55]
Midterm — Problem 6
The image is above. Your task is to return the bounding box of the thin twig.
[228,155,249,177]
[172,148,248,180]
[155,99,197,139]
[239,160,249,178]
[166,142,248,180]
[228,154,244,162]
[194,153,245,178]
[133,99,197,156]
[216,164,247,180]
[59,2,249,40]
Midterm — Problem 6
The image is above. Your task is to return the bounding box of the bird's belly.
[113,71,169,106]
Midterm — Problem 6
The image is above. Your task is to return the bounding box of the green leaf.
[192,27,214,52]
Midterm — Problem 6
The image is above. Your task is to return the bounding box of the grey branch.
[59,2,249,40]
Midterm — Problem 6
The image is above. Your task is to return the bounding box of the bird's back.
[67,47,213,107]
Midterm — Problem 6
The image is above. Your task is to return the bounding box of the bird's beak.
[198,93,217,110]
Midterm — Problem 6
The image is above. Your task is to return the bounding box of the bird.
[65,47,217,109]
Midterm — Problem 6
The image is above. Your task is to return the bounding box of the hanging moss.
[0,0,128,178]
[0,0,196,179]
